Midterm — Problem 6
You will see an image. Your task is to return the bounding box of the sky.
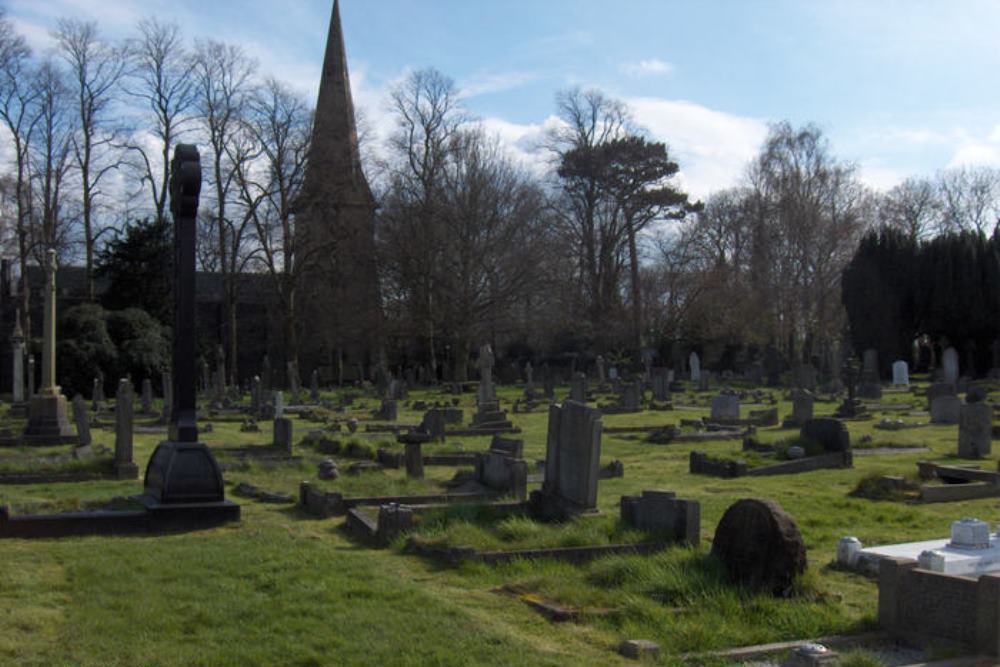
[5,0,1000,199]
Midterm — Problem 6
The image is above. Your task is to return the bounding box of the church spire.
[300,0,372,207]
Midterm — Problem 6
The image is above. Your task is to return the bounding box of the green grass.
[0,378,996,665]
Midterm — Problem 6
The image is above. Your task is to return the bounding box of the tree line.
[1,11,998,381]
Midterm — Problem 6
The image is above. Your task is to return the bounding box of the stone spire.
[299,0,373,208]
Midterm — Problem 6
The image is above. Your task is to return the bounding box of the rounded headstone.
[711,498,807,596]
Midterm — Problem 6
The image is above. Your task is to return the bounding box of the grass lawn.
[0,378,996,666]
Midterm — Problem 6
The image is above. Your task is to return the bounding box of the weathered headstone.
[569,372,588,403]
[710,394,740,421]
[474,436,528,500]
[857,349,881,399]
[595,355,606,384]
[92,376,105,411]
[891,360,909,387]
[930,395,961,425]
[942,346,960,385]
[272,391,284,420]
[958,401,992,459]
[310,369,320,402]
[711,498,807,596]
[476,343,496,406]
[800,418,851,452]
[375,399,398,421]
[620,490,700,545]
[419,408,447,442]
[288,360,301,402]
[786,390,814,426]
[114,378,138,478]
[689,352,701,383]
[530,400,602,518]
[619,381,642,412]
[141,378,154,414]
[651,368,670,402]
[71,394,90,446]
[405,441,423,479]
[273,417,293,455]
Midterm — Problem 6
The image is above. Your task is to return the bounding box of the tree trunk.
[627,223,642,360]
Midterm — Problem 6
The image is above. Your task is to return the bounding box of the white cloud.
[620,58,674,78]
[948,143,1000,168]
[626,97,768,199]
[459,71,537,98]
[857,162,905,191]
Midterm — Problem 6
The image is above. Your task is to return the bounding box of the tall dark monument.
[296,0,383,381]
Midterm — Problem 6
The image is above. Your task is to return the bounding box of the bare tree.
[236,78,311,369]
[936,166,1000,235]
[380,67,464,378]
[878,176,940,240]
[124,18,195,225]
[0,12,38,332]
[55,18,127,300]
[191,38,256,382]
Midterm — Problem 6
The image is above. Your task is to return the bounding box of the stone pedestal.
[24,390,74,443]
[144,441,226,504]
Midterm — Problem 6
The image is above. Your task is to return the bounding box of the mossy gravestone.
[711,498,806,597]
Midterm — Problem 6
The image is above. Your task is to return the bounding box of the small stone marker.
[930,394,961,424]
[618,639,660,660]
[72,394,91,446]
[712,497,807,596]
[781,643,839,667]
[620,490,699,545]
[273,417,293,454]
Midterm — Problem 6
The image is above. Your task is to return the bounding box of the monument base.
[144,440,227,504]
[23,391,74,444]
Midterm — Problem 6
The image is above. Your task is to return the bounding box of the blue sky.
[6,0,1000,198]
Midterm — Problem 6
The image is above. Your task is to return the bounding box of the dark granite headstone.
[711,498,806,596]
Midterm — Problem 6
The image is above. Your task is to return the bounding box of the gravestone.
[942,346,960,385]
[958,402,992,459]
[569,372,588,403]
[71,394,90,447]
[530,400,602,519]
[23,249,73,441]
[141,378,154,414]
[785,390,814,427]
[419,408,447,442]
[273,418,293,455]
[800,418,850,452]
[857,349,881,399]
[619,381,642,412]
[476,343,496,405]
[698,370,711,392]
[620,490,700,545]
[142,144,232,513]
[608,366,619,381]
[405,442,423,479]
[92,376,105,411]
[891,360,909,387]
[542,372,555,400]
[114,378,138,478]
[930,395,961,425]
[712,498,807,596]
[651,368,670,402]
[596,355,606,384]
[689,352,701,382]
[10,311,23,404]
[310,369,320,402]
[273,391,284,420]
[927,382,956,409]
[710,394,740,421]
[375,399,398,421]
[474,436,528,500]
